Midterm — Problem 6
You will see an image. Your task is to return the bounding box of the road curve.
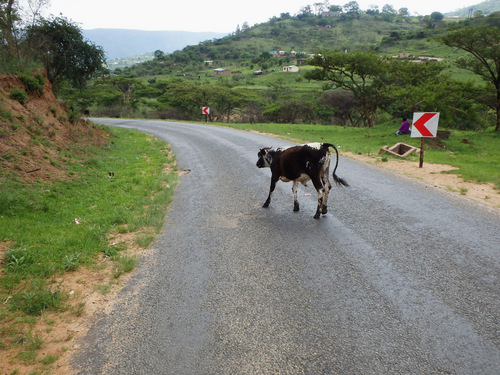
[73,119,500,375]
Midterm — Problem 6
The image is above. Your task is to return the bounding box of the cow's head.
[256,147,274,168]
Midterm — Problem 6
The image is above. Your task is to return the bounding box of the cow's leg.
[292,180,300,212]
[311,176,325,219]
[321,163,331,214]
[263,177,278,208]
[321,179,331,214]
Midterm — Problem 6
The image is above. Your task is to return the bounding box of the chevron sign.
[411,112,439,138]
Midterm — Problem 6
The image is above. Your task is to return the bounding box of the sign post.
[410,112,439,168]
[202,106,210,123]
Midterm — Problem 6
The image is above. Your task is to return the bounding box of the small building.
[283,65,299,73]
[214,68,231,76]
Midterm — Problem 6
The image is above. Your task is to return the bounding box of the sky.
[39,0,482,34]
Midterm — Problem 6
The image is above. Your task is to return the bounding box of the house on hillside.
[283,65,299,73]
[214,68,231,76]
[322,11,341,17]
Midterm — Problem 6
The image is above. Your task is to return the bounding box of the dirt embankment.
[0,71,109,181]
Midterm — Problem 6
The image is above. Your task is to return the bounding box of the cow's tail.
[323,143,349,187]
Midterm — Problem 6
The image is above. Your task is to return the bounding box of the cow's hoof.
[293,206,300,212]
[263,203,270,208]
[313,214,320,219]
[322,207,328,214]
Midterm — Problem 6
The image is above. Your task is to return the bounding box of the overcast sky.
[40,0,481,33]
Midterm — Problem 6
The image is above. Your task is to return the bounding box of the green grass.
[214,121,500,190]
[0,125,178,362]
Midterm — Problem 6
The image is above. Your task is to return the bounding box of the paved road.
[74,119,500,374]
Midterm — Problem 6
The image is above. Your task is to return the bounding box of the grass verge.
[0,125,178,373]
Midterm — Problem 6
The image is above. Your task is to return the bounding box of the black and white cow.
[256,142,348,218]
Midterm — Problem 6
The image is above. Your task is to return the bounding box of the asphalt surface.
[73,119,500,375]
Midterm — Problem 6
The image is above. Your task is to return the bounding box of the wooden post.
[419,137,425,168]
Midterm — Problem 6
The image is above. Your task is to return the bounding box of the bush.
[20,74,45,94]
[9,88,28,105]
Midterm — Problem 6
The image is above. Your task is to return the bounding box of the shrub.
[9,88,28,105]
[20,74,44,94]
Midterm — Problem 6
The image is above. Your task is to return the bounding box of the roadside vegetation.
[0,125,178,373]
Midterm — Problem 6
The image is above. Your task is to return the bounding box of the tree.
[26,16,106,90]
[441,25,500,131]
[98,76,144,117]
[306,52,389,127]
[381,4,396,14]
[399,8,409,17]
[343,1,361,15]
[0,0,21,69]
[430,12,444,22]
[154,49,166,60]
[383,60,486,129]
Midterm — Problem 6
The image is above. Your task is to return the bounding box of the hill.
[118,12,447,78]
[82,29,227,60]
[447,0,500,16]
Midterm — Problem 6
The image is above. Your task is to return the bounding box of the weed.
[49,105,58,116]
[71,302,85,317]
[112,255,137,278]
[136,234,155,248]
[17,350,37,364]
[459,187,469,195]
[0,106,13,122]
[10,285,65,316]
[41,354,58,364]
[44,318,55,325]
[3,248,31,273]
[62,253,81,271]
[94,284,111,294]
[14,330,43,351]
[9,89,28,105]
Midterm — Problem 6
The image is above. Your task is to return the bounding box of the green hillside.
[64,9,500,131]
[448,0,500,17]
[119,12,446,77]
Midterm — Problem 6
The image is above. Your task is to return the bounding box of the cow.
[256,142,348,219]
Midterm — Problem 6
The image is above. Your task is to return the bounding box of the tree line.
[2,1,500,131]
